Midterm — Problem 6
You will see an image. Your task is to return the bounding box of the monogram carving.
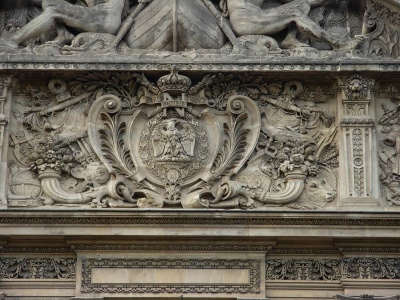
[7,71,338,210]
[0,257,76,279]
[266,258,400,281]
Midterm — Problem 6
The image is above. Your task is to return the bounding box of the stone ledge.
[1,210,400,225]
[0,61,399,72]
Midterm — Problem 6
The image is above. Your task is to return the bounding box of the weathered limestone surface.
[1,0,400,299]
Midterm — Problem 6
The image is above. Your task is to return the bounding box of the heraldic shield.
[87,69,261,208]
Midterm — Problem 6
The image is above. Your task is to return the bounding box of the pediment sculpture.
[8,69,338,210]
[0,0,399,59]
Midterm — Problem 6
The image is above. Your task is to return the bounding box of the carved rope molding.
[81,258,261,294]
[266,258,400,281]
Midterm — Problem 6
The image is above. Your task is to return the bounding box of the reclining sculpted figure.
[225,0,356,50]
[0,0,127,48]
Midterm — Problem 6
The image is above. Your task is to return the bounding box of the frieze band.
[81,258,261,294]
[0,257,76,280]
[266,258,400,281]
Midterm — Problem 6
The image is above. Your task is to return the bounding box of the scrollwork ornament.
[102,95,123,114]
[227,98,245,115]
[0,257,76,279]
[8,71,338,210]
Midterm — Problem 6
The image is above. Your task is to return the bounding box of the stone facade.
[1,0,400,299]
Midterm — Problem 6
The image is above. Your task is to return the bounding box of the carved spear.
[110,0,152,49]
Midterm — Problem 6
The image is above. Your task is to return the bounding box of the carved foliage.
[342,257,400,279]
[340,74,375,199]
[266,259,341,281]
[211,111,249,178]
[99,111,135,178]
[378,100,400,206]
[0,257,76,279]
[266,258,400,281]
[361,0,400,59]
[8,71,338,210]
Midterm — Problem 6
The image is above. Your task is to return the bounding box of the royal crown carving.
[7,70,338,210]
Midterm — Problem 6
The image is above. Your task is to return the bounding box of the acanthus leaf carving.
[211,111,250,179]
[266,257,400,281]
[0,257,76,280]
[8,70,338,210]
[98,110,135,179]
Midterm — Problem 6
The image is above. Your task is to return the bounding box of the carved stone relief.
[80,258,261,294]
[377,91,400,207]
[266,257,400,281]
[0,257,76,279]
[0,0,397,60]
[7,70,338,210]
[338,74,378,206]
[360,0,400,60]
[0,2,400,300]
[0,76,13,206]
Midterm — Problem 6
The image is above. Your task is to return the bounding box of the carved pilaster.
[338,75,378,207]
[0,75,14,207]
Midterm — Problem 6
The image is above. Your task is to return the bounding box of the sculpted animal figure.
[0,0,126,48]
[225,0,356,50]
[287,178,336,209]
[184,173,336,210]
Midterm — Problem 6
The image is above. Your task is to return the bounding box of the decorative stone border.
[81,258,261,294]
[0,62,399,72]
[266,258,400,281]
[0,257,76,279]
[1,214,400,226]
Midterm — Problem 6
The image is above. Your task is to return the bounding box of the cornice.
[1,211,400,226]
[0,61,400,72]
